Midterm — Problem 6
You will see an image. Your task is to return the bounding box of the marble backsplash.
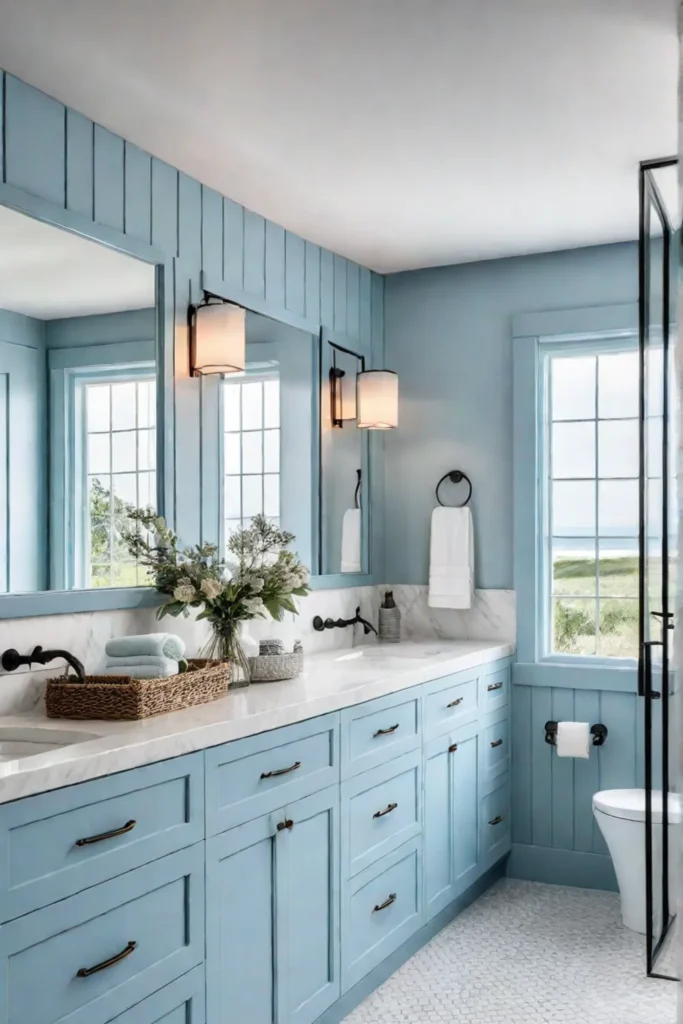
[0,585,515,714]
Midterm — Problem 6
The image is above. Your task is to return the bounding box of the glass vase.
[203,620,251,689]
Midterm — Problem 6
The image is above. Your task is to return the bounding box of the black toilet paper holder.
[544,721,608,747]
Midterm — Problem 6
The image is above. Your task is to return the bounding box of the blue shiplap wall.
[0,70,384,576]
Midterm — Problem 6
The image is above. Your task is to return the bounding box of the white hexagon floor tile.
[342,880,677,1023]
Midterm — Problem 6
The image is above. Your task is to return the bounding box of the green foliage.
[89,479,142,586]
[554,602,596,653]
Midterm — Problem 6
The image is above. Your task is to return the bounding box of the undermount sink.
[0,726,99,761]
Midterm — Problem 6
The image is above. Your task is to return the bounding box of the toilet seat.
[593,788,681,823]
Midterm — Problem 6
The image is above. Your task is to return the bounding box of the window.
[82,375,156,588]
[222,374,280,548]
[545,344,639,659]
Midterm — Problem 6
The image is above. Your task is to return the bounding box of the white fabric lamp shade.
[192,301,246,375]
[357,370,399,429]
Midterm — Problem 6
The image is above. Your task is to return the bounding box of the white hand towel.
[98,657,179,679]
[428,506,475,609]
[341,508,361,573]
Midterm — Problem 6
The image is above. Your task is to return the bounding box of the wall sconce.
[357,370,399,429]
[189,295,246,376]
[329,347,359,427]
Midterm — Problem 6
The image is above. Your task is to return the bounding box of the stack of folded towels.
[100,633,187,679]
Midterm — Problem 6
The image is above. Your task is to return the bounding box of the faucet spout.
[1,645,85,680]
[312,606,378,636]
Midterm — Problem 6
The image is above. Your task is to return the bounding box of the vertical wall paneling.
[346,262,360,342]
[530,687,553,847]
[174,269,201,545]
[550,688,575,850]
[123,144,152,245]
[371,274,384,365]
[265,221,286,309]
[243,210,266,298]
[223,198,244,293]
[65,111,94,220]
[320,250,334,328]
[201,187,223,280]
[572,689,601,853]
[305,242,321,325]
[4,76,65,206]
[0,73,4,184]
[177,172,202,270]
[93,126,124,232]
[359,268,372,351]
[152,159,179,257]
[333,255,347,334]
[511,685,533,846]
[285,231,305,317]
[199,375,221,548]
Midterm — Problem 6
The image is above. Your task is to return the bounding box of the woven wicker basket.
[45,659,230,721]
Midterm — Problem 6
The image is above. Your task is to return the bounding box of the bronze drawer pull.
[446,697,464,708]
[75,820,137,847]
[490,738,504,749]
[261,761,301,779]
[77,940,137,978]
[373,802,398,819]
[487,681,503,692]
[448,743,458,753]
[276,819,294,832]
[373,893,397,913]
[373,724,399,737]
[489,815,504,826]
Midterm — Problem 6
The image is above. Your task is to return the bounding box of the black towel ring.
[435,470,472,508]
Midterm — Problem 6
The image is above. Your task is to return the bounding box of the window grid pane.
[85,378,156,588]
[548,347,638,659]
[223,376,281,552]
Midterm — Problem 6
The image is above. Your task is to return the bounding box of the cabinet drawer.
[480,663,510,711]
[110,967,205,1024]
[482,711,510,782]
[343,752,421,876]
[343,839,422,992]
[480,775,511,862]
[424,672,478,737]
[0,845,204,1024]
[205,714,339,834]
[0,753,204,923]
[341,691,420,777]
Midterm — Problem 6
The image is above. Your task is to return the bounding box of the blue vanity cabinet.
[424,721,480,922]
[340,690,420,777]
[206,786,340,1024]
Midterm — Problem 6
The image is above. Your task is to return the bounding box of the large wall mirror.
[0,205,160,596]
[319,333,370,576]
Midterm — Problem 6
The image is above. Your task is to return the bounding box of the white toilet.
[593,788,680,934]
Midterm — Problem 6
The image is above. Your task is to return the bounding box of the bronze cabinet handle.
[487,681,503,692]
[276,819,294,832]
[446,697,464,708]
[75,820,137,847]
[490,738,504,749]
[448,743,458,753]
[260,761,301,779]
[489,815,504,826]
[373,724,399,737]
[373,893,397,913]
[77,940,137,978]
[373,802,398,819]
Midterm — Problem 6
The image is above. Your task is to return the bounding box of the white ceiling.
[0,207,155,319]
[0,0,677,273]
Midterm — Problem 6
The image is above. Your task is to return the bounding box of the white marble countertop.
[0,639,513,805]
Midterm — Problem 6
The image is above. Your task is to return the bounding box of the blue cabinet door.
[424,723,479,921]
[281,787,340,1024]
[206,812,282,1024]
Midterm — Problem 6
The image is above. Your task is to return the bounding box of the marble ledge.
[0,638,514,805]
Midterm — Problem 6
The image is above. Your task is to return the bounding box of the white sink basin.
[0,726,99,761]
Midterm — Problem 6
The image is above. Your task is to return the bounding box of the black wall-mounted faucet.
[313,607,378,636]
[1,646,86,681]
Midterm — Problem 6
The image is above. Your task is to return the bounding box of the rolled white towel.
[98,658,179,679]
[105,633,186,661]
[105,654,182,669]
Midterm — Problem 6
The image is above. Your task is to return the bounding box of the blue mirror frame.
[0,182,175,618]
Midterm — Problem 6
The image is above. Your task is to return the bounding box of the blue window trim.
[513,302,639,693]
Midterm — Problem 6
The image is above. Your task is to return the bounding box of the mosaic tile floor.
[342,880,677,1023]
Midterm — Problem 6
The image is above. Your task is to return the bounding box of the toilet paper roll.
[556,721,590,758]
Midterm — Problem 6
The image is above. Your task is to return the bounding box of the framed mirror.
[0,205,164,608]
[319,332,370,576]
